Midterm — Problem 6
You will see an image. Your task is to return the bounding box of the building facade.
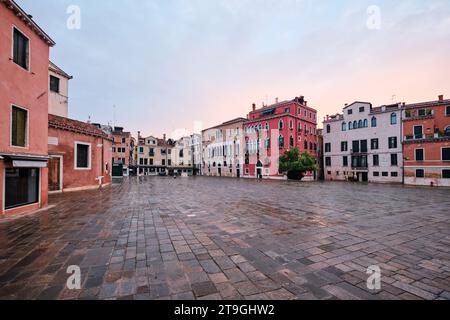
[48,61,72,118]
[243,97,318,179]
[48,115,113,192]
[403,95,450,187]
[171,136,194,176]
[323,102,403,183]
[0,0,55,215]
[111,127,133,176]
[135,133,174,175]
[202,118,246,178]
[190,133,202,175]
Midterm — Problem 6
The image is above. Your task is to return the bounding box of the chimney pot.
[275,97,279,104]
[163,134,166,141]
[438,94,444,102]
[252,103,256,112]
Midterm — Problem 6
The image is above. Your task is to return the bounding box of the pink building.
[243,97,318,179]
[48,115,113,192]
[0,0,55,215]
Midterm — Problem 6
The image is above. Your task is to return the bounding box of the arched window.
[289,120,294,129]
[342,122,346,131]
[445,126,450,136]
[353,121,358,129]
[358,120,363,128]
[265,122,269,131]
[371,117,377,127]
[348,122,352,130]
[391,113,397,125]
[279,120,284,130]
[290,135,294,147]
[326,124,331,133]
[363,119,368,128]
[278,135,284,149]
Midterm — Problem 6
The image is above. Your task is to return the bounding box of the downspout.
[401,106,404,185]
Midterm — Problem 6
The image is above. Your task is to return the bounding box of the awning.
[1,153,49,168]
[13,160,47,168]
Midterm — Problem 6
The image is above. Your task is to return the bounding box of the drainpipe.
[401,107,405,185]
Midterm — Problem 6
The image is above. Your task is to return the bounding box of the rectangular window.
[442,148,450,161]
[415,149,424,161]
[391,154,398,166]
[75,143,91,169]
[112,147,116,152]
[168,160,172,166]
[373,172,379,177]
[325,157,331,167]
[413,126,423,139]
[139,158,143,165]
[388,137,397,149]
[360,140,368,153]
[371,139,379,150]
[391,172,398,177]
[325,143,331,153]
[443,170,450,179]
[348,109,353,115]
[11,106,27,147]
[446,106,450,116]
[382,172,389,177]
[416,169,425,178]
[13,27,29,70]
[162,159,166,166]
[352,140,359,153]
[341,141,348,152]
[343,156,348,167]
[418,109,426,117]
[49,75,60,93]
[359,107,365,112]
[373,154,379,166]
[139,147,144,153]
[5,168,39,209]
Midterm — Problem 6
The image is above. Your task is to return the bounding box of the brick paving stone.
[191,281,218,298]
[0,176,448,300]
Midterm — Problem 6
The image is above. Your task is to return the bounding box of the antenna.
[113,105,116,128]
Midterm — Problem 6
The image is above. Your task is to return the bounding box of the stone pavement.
[0,176,449,300]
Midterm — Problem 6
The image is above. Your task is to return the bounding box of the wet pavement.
[0,176,449,300]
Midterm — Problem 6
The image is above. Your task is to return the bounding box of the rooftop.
[1,0,55,46]
[49,114,112,140]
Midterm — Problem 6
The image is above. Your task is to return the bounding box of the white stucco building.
[202,118,246,177]
[323,102,403,183]
[48,61,72,118]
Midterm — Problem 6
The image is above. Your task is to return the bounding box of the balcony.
[404,132,450,144]
[404,109,434,121]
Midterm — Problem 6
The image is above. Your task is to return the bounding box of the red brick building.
[403,95,450,187]
[48,115,113,192]
[0,0,55,215]
[243,96,318,179]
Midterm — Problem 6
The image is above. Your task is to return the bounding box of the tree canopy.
[279,148,318,180]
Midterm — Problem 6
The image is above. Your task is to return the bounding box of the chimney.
[438,94,444,102]
[138,131,141,139]
[163,134,167,141]
[252,103,256,112]
[275,97,279,104]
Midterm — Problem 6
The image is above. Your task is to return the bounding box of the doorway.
[48,156,63,192]
[362,172,368,182]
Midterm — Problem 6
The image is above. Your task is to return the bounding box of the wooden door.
[48,157,61,191]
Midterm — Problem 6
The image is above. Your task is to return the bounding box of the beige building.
[48,61,72,118]
[202,118,246,177]
[135,133,174,175]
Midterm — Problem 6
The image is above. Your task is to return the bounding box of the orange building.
[112,127,134,176]
[0,0,55,215]
[403,95,450,187]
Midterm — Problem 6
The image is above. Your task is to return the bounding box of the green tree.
[279,148,318,180]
